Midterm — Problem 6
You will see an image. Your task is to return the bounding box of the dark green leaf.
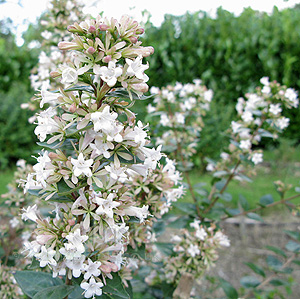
[125,244,146,260]
[65,85,94,93]
[225,208,240,216]
[102,273,130,299]
[259,194,274,206]
[239,194,249,211]
[244,262,266,277]
[265,245,287,258]
[266,255,283,271]
[172,202,197,216]
[218,192,232,202]
[269,279,289,286]
[107,89,154,100]
[155,242,174,256]
[219,278,238,299]
[284,230,300,242]
[14,271,63,298]
[240,276,261,288]
[285,240,300,253]
[246,212,264,222]
[32,285,75,299]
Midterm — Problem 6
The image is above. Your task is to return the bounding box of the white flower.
[21,204,38,222]
[187,244,200,257]
[94,193,120,218]
[9,217,20,228]
[125,120,148,146]
[204,89,213,102]
[206,163,215,172]
[123,205,149,223]
[241,111,254,123]
[83,259,101,280]
[147,104,156,113]
[34,107,59,142]
[275,117,289,130]
[23,241,41,258]
[109,251,124,270]
[251,152,263,165]
[260,76,270,86]
[231,121,242,133]
[94,60,122,87]
[125,55,149,82]
[214,231,230,247]
[141,145,163,170]
[239,139,251,150]
[66,255,86,278]
[269,103,282,115]
[66,228,88,252]
[285,88,298,107]
[80,277,104,298]
[59,242,84,260]
[195,228,208,241]
[105,164,128,182]
[261,85,271,94]
[40,88,60,108]
[71,153,93,178]
[90,137,112,159]
[61,66,78,85]
[160,113,170,126]
[35,246,57,267]
[174,112,185,124]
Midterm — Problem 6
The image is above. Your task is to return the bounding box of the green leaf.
[219,278,238,299]
[285,240,300,253]
[172,202,198,216]
[266,255,283,271]
[14,271,63,298]
[218,192,232,202]
[244,262,266,277]
[265,245,287,258]
[27,189,44,197]
[155,242,174,256]
[240,276,261,288]
[259,194,274,206]
[239,194,249,211]
[102,273,130,299]
[269,279,289,286]
[225,208,240,216]
[125,244,146,260]
[32,285,75,299]
[246,212,264,222]
[65,85,94,93]
[284,230,300,242]
[107,88,154,101]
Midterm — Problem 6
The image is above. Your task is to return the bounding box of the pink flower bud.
[99,24,109,31]
[136,28,144,35]
[89,25,96,33]
[99,264,112,274]
[132,83,149,93]
[103,55,112,63]
[129,36,138,44]
[69,103,77,113]
[87,47,96,55]
[50,71,61,78]
[36,234,54,245]
[68,219,76,226]
[48,152,59,160]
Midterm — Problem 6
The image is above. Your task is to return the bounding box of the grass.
[180,141,300,216]
[0,167,15,195]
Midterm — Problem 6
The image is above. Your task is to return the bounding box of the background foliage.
[2,6,300,167]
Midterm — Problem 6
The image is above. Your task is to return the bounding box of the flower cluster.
[146,219,230,286]
[0,263,23,299]
[148,80,213,167]
[206,78,298,178]
[23,0,86,116]
[20,14,164,298]
[0,161,37,262]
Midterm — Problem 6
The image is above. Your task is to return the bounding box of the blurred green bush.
[0,19,38,169]
[142,7,300,155]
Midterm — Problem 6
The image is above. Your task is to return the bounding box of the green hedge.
[143,7,300,142]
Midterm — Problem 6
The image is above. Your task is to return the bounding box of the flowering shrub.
[11,11,187,299]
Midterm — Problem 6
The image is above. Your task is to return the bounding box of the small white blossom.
[71,153,93,178]
[80,277,104,298]
[35,246,57,267]
[83,259,101,280]
[21,204,38,222]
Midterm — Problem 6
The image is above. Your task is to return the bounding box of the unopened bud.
[129,36,138,44]
[68,219,76,226]
[87,47,96,55]
[99,24,109,31]
[100,264,112,274]
[89,25,96,33]
[69,103,77,113]
[48,152,59,160]
[36,234,54,245]
[136,27,144,35]
[103,55,112,63]
[50,70,61,78]
[132,83,149,93]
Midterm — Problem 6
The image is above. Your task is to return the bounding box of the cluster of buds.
[0,264,23,299]
[146,219,230,286]
[25,0,86,113]
[20,14,164,298]
[0,161,37,259]
[148,80,213,168]
[206,78,298,178]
